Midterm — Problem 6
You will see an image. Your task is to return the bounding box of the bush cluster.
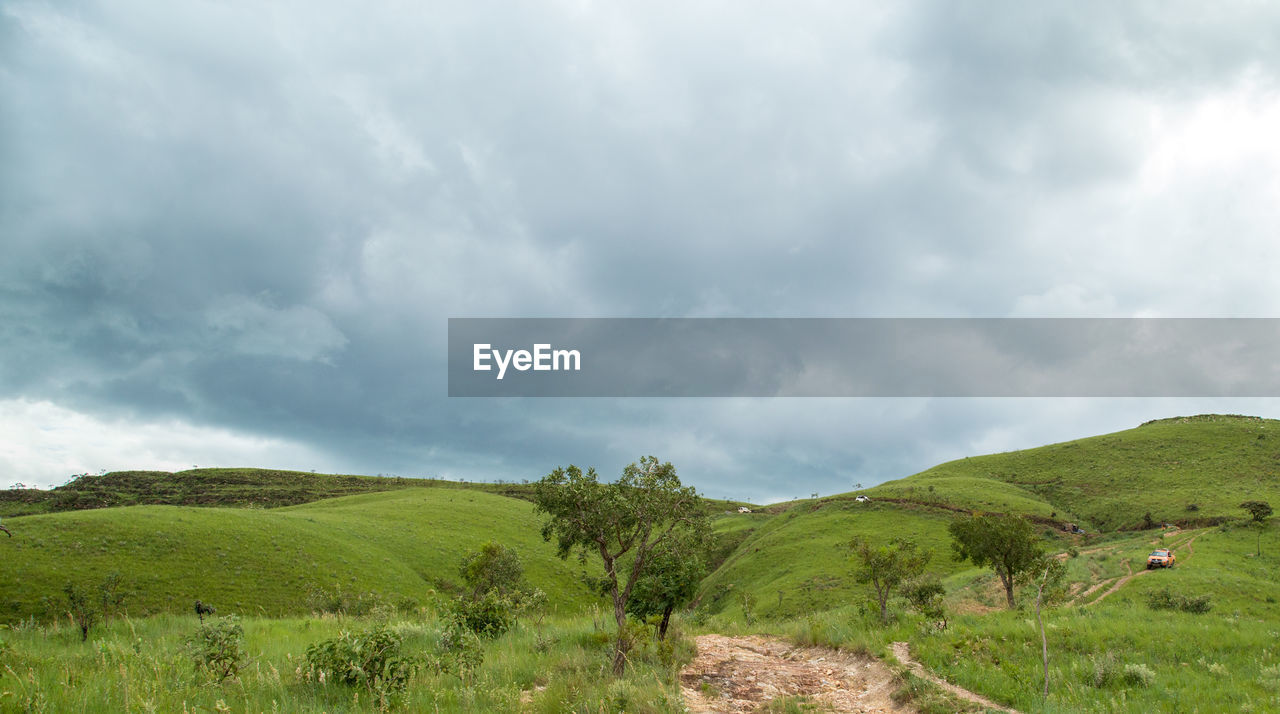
[1145,587,1212,614]
[305,625,416,703]
[1091,653,1156,689]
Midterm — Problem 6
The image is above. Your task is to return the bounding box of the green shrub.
[1123,663,1156,688]
[1145,587,1212,614]
[305,624,416,703]
[429,621,484,683]
[446,590,519,637]
[305,584,390,618]
[185,616,245,683]
[1091,654,1155,689]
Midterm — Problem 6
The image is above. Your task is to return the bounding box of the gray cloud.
[4,1,1280,498]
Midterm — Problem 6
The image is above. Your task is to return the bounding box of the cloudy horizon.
[5,1,1280,503]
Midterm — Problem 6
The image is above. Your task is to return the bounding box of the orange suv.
[1146,548,1175,569]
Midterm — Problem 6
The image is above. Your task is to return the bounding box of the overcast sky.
[4,1,1280,502]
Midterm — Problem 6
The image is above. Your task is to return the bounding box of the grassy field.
[862,414,1280,531]
[0,489,603,624]
[698,501,975,621]
[4,414,1280,711]
[0,611,691,713]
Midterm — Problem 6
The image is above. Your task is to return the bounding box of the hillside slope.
[699,501,979,620]
[866,414,1280,531]
[0,488,600,624]
[0,467,539,517]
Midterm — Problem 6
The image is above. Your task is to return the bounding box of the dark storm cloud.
[4,1,1280,496]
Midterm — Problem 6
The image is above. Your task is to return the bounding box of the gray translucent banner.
[447,318,1280,397]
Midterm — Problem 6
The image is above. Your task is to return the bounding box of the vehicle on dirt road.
[1147,548,1176,569]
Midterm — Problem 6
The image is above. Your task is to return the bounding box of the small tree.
[459,541,526,600]
[625,533,706,640]
[1240,500,1272,556]
[98,573,125,621]
[1031,557,1067,699]
[948,513,1044,609]
[848,537,930,624]
[533,457,708,675]
[63,582,96,642]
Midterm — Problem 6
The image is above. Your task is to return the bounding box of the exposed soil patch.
[890,642,1019,714]
[680,634,910,713]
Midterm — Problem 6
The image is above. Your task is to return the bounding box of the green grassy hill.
[0,488,602,624]
[865,414,1280,531]
[0,467,543,517]
[699,501,980,620]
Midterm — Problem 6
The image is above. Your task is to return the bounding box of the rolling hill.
[697,414,1280,623]
[0,488,603,624]
[864,414,1280,531]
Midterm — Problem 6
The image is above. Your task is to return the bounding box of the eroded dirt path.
[890,642,1019,714]
[680,634,910,713]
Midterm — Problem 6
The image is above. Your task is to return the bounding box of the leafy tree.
[459,541,525,600]
[948,513,1044,608]
[1241,500,1273,523]
[625,532,706,640]
[533,456,708,675]
[848,537,930,624]
[1240,500,1272,556]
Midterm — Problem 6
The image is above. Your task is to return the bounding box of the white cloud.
[0,399,335,489]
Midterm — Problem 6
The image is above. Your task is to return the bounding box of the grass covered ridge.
[0,488,603,624]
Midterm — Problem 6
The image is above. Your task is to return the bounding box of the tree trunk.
[1001,574,1017,609]
[610,583,630,675]
[659,604,673,640]
[1037,585,1048,698]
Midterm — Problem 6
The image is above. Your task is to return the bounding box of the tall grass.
[0,610,692,713]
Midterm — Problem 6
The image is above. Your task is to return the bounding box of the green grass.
[0,468,550,517]
[0,610,693,713]
[0,489,603,624]
[0,467,755,519]
[698,501,971,620]
[862,414,1280,531]
[712,519,1280,713]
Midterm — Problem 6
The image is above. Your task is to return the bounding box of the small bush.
[306,584,389,618]
[1067,547,1079,558]
[1259,664,1280,692]
[1122,663,1156,688]
[305,625,416,704]
[185,616,245,683]
[446,590,519,637]
[1146,587,1212,614]
[429,621,483,683]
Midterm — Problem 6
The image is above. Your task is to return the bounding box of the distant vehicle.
[737,506,752,513]
[1147,548,1176,569]
[855,495,870,503]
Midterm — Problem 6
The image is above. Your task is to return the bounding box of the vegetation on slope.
[0,488,602,624]
[0,468,544,517]
[865,414,1280,531]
